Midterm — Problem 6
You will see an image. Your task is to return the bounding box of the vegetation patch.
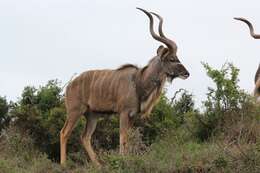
[1,62,260,172]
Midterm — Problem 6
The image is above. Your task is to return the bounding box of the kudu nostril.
[183,72,190,79]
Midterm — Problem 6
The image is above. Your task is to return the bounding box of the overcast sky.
[0,0,259,108]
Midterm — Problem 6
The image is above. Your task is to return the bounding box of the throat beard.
[167,77,173,83]
[167,75,176,83]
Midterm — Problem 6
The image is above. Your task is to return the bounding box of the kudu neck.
[137,57,166,101]
[142,58,164,81]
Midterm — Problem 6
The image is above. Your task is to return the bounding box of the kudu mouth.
[179,73,190,79]
[166,71,189,82]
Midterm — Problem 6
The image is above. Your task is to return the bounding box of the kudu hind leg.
[81,113,100,166]
[60,110,83,165]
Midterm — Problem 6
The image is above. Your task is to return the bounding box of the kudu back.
[234,17,260,100]
[60,8,189,166]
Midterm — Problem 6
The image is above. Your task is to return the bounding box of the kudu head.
[234,17,260,39]
[137,8,189,81]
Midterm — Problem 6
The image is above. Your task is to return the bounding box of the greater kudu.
[234,17,260,100]
[60,8,189,166]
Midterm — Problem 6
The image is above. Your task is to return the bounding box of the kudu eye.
[169,57,179,63]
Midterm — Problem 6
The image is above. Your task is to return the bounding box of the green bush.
[0,96,10,134]
[2,62,260,173]
[134,90,196,145]
[203,62,241,112]
[192,62,254,141]
[0,127,66,173]
[10,80,84,161]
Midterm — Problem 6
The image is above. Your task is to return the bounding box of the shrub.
[0,127,66,173]
[0,96,10,134]
[203,62,241,112]
[192,62,254,141]
[1,62,260,172]
[10,80,84,161]
[134,90,196,145]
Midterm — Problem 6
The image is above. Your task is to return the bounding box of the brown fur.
[254,65,260,99]
[255,79,260,97]
[254,64,260,84]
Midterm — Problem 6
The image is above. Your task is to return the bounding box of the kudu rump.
[234,17,260,100]
[60,8,189,166]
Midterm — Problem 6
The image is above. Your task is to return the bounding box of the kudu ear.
[157,45,168,60]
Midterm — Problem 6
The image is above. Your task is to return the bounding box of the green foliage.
[10,80,84,161]
[213,155,228,169]
[192,62,252,141]
[0,158,21,173]
[92,116,119,150]
[171,89,196,125]
[1,62,260,173]
[139,92,176,143]
[202,62,241,112]
[0,127,66,173]
[134,90,196,144]
[0,96,10,134]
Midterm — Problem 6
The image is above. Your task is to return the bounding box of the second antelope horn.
[234,17,260,39]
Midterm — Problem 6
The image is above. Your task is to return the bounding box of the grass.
[1,125,260,173]
[1,101,260,173]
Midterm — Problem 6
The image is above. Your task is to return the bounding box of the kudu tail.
[62,73,78,92]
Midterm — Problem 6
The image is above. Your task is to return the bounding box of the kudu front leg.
[119,111,132,155]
